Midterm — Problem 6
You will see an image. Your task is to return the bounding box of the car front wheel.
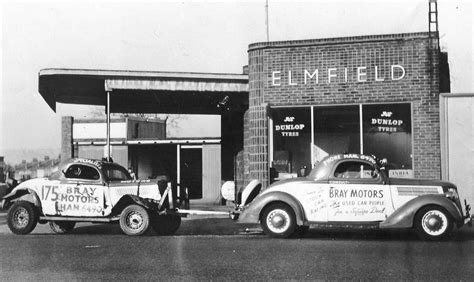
[414,205,454,241]
[119,205,150,236]
[7,201,39,235]
[261,203,297,238]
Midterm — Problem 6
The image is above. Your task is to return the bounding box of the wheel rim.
[126,211,144,230]
[266,209,290,234]
[421,210,448,236]
[13,207,29,229]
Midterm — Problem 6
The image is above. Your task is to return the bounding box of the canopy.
[38,68,249,114]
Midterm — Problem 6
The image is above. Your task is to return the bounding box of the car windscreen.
[102,164,132,181]
[307,161,328,180]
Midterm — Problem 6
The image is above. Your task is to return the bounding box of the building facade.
[243,32,448,187]
[62,116,223,204]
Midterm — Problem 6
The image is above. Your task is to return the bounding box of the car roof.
[320,154,378,166]
[62,158,115,169]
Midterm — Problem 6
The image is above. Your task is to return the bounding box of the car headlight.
[445,187,459,201]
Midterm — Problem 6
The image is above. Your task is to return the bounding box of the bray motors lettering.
[271,65,405,86]
[41,185,103,215]
[328,186,386,220]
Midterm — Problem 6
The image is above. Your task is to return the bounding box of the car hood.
[265,177,315,190]
[389,178,456,188]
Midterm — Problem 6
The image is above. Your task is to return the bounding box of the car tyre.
[151,214,181,235]
[49,221,76,234]
[119,205,150,236]
[7,201,39,235]
[414,205,454,241]
[261,203,297,238]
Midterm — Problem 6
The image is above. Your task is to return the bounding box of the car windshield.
[102,164,132,181]
[307,161,328,180]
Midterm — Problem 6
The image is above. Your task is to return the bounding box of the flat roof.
[38,68,249,114]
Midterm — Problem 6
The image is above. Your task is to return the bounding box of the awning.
[38,68,249,114]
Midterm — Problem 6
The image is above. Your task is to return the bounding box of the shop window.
[271,107,311,178]
[362,103,412,176]
[313,106,360,164]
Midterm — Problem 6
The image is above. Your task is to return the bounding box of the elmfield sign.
[271,65,406,86]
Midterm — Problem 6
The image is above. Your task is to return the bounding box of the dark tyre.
[7,201,39,235]
[119,205,150,236]
[414,205,454,241]
[49,221,76,234]
[261,203,297,238]
[151,214,181,235]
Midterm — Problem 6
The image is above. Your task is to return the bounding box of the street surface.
[1,212,474,280]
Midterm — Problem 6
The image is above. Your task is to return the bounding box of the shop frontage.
[243,32,449,187]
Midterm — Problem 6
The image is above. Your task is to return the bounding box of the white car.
[233,154,472,241]
[1,158,183,236]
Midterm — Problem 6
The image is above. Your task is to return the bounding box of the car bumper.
[464,200,472,226]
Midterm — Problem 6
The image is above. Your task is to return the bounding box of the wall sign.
[275,116,307,137]
[271,65,406,86]
[370,111,404,133]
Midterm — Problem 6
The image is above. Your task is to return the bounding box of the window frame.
[329,159,383,184]
[62,163,103,183]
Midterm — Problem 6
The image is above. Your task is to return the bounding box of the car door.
[326,159,391,222]
[41,163,105,216]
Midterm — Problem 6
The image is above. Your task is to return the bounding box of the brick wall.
[61,116,74,161]
[246,32,442,186]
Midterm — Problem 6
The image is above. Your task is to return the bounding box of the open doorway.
[180,146,203,199]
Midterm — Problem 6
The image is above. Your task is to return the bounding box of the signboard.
[327,185,387,221]
[41,184,104,216]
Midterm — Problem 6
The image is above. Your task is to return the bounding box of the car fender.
[110,194,155,216]
[238,191,306,226]
[380,194,463,229]
[0,188,42,210]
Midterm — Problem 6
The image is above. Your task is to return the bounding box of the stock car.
[0,158,183,236]
[233,154,472,241]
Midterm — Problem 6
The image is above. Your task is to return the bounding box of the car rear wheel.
[414,205,454,241]
[151,214,181,235]
[261,203,297,238]
[119,205,150,236]
[49,221,76,234]
[7,201,39,235]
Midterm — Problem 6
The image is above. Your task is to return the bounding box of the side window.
[334,161,378,179]
[65,164,100,180]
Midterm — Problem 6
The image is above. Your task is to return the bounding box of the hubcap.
[266,209,290,233]
[14,207,29,228]
[421,210,448,236]
[127,211,143,230]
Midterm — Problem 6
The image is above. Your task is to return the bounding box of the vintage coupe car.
[0,158,183,236]
[234,154,472,241]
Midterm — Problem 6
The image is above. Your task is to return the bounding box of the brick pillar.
[245,48,270,188]
[61,116,74,161]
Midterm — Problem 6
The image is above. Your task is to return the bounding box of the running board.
[177,209,230,216]
[309,222,380,229]
[39,216,120,223]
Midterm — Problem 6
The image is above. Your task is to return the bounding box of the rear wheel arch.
[110,194,153,216]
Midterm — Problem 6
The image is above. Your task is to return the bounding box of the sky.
[1,0,473,164]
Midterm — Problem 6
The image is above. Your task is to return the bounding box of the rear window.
[102,164,132,181]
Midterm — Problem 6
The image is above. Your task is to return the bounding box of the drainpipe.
[106,90,111,161]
